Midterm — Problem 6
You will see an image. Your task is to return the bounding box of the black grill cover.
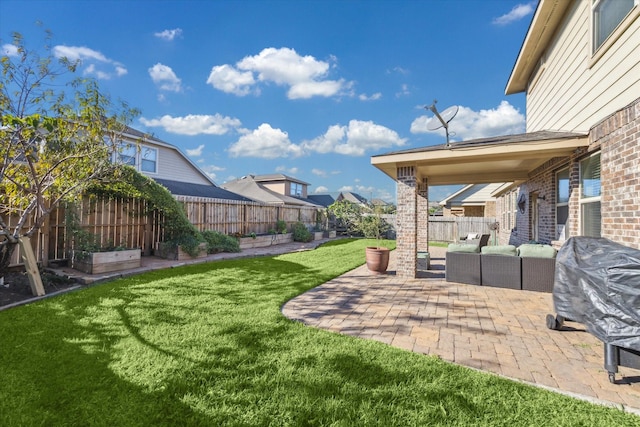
[554,237,640,350]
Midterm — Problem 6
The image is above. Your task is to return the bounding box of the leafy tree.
[327,200,362,235]
[0,30,139,288]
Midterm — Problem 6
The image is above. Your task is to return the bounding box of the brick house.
[371,0,640,278]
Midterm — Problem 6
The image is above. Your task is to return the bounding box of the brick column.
[396,166,417,278]
[417,177,429,252]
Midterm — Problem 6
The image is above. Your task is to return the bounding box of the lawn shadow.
[0,301,216,425]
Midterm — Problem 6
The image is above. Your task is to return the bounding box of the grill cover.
[554,237,640,350]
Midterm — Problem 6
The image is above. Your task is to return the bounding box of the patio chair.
[446,243,481,285]
[519,244,557,292]
[460,234,490,249]
[480,245,521,290]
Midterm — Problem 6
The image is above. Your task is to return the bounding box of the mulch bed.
[0,271,79,308]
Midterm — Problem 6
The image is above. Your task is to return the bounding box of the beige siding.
[527,2,640,133]
[142,145,211,185]
[263,182,286,194]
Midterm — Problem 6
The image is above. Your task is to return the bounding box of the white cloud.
[140,113,242,136]
[206,64,256,96]
[359,92,382,101]
[149,63,182,92]
[314,186,329,193]
[276,166,299,174]
[288,79,345,100]
[410,101,525,140]
[53,45,108,62]
[312,168,327,177]
[2,44,19,56]
[186,144,205,156]
[395,83,410,97]
[207,47,351,99]
[302,120,406,156]
[52,45,127,80]
[201,164,225,180]
[493,2,536,26]
[228,123,303,158]
[338,186,353,192]
[154,28,182,41]
[356,185,376,195]
[387,66,409,75]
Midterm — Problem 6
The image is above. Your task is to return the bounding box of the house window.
[556,168,570,240]
[580,153,601,237]
[117,143,136,166]
[114,143,158,174]
[592,0,636,52]
[290,182,302,197]
[140,146,157,173]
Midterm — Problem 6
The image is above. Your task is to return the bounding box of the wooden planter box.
[238,233,293,249]
[324,230,337,238]
[72,249,141,274]
[313,231,324,241]
[156,242,208,260]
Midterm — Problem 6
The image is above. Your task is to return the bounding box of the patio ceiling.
[371,131,589,185]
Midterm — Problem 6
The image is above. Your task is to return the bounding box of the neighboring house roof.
[439,183,507,207]
[222,176,321,207]
[506,0,574,95]
[153,178,252,202]
[122,126,217,186]
[307,194,336,207]
[337,192,368,205]
[371,130,588,186]
[252,173,310,186]
[371,198,389,206]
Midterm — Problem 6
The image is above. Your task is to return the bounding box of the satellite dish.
[426,105,458,130]
[424,100,458,147]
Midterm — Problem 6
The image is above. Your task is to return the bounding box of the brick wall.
[594,98,640,249]
[493,97,640,250]
[396,166,417,278]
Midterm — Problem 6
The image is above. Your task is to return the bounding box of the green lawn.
[1,239,637,426]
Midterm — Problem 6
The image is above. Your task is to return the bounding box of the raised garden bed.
[155,242,208,261]
[72,249,141,274]
[238,233,293,249]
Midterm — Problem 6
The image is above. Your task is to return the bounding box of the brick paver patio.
[282,246,640,414]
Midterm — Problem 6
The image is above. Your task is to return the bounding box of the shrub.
[292,222,313,242]
[202,230,241,253]
[276,220,288,234]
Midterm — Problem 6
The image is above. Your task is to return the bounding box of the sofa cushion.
[517,244,557,258]
[481,245,517,256]
[447,243,480,253]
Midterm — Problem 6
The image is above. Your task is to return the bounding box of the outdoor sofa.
[445,242,557,292]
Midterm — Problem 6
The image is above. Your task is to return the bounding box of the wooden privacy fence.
[381,215,498,243]
[428,216,498,242]
[5,195,320,267]
[175,196,318,235]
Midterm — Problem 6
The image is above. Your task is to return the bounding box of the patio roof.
[371,131,588,185]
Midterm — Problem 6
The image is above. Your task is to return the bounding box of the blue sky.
[1,0,536,203]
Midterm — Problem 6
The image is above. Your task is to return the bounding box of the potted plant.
[357,206,391,274]
[329,200,391,274]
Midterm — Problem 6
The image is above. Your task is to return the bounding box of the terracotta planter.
[365,246,390,275]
